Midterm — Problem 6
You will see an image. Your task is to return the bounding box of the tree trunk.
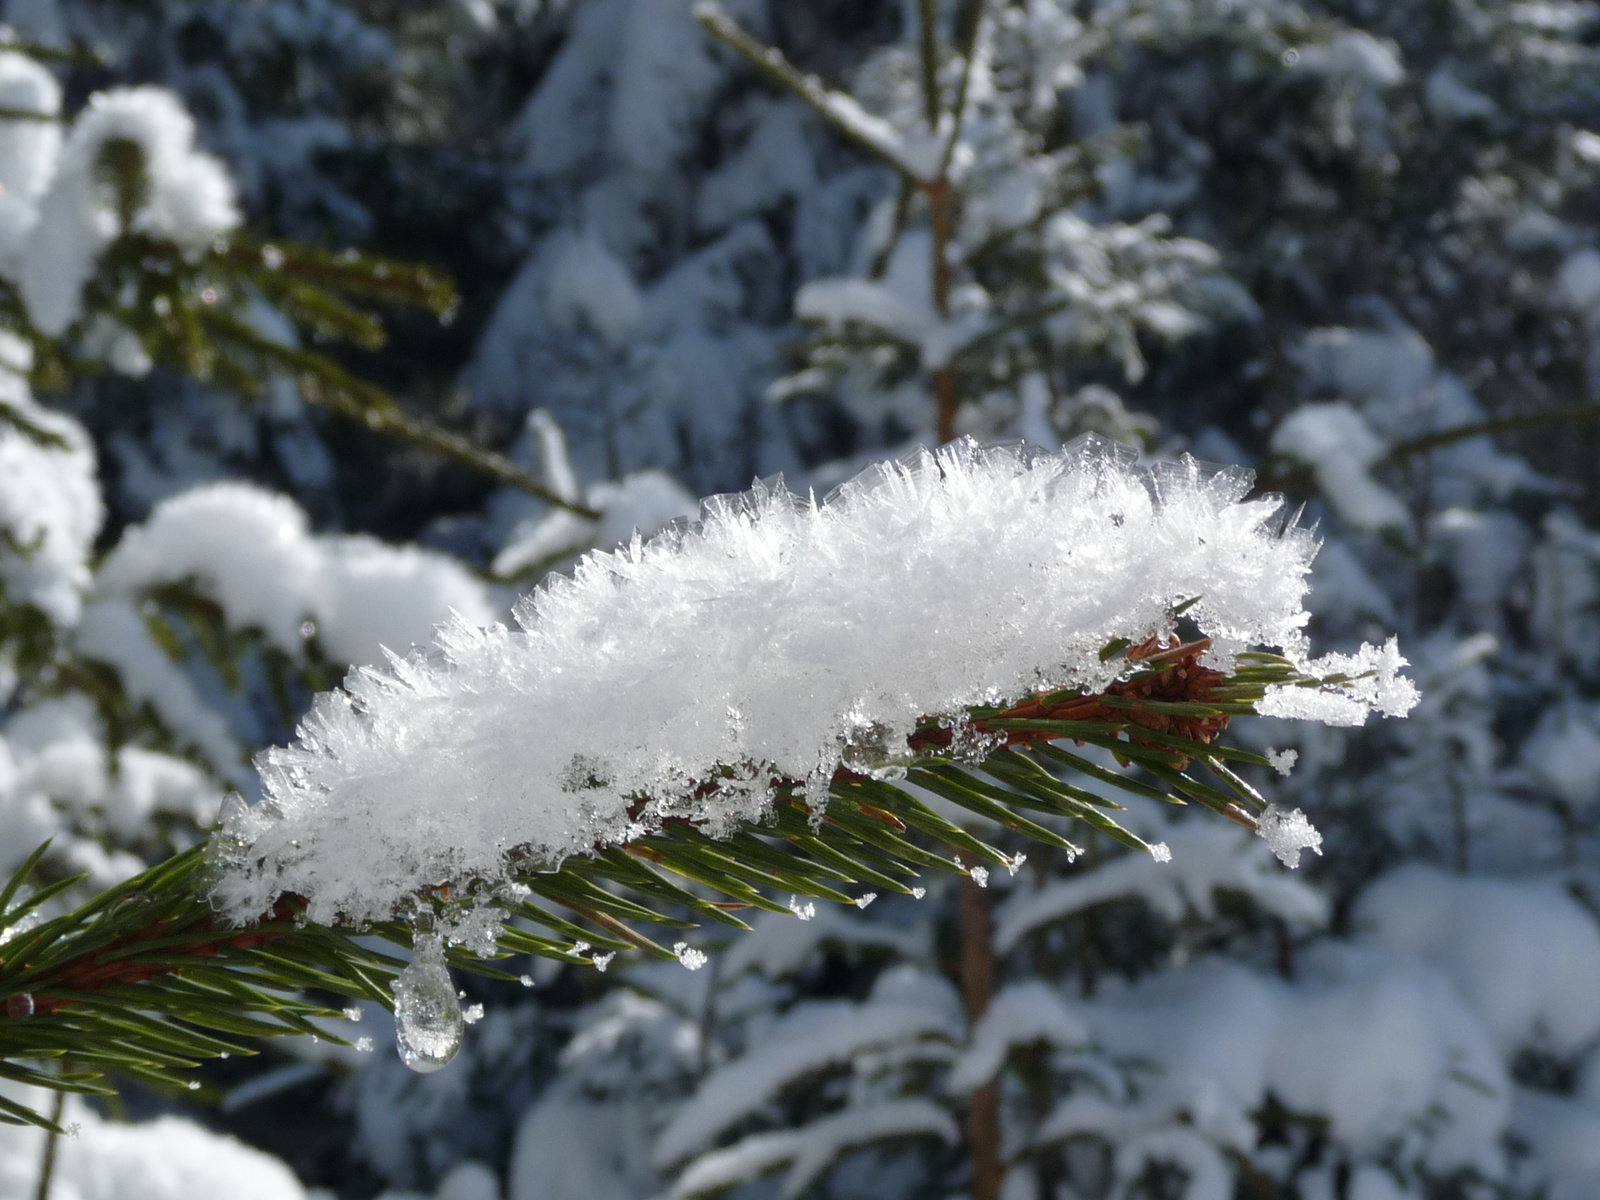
[960,870,1002,1200]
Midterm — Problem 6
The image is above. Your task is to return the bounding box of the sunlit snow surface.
[213,435,1414,925]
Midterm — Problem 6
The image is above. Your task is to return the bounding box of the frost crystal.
[462,1003,485,1025]
[1149,842,1173,864]
[674,942,709,971]
[854,893,878,909]
[209,436,1410,926]
[969,866,990,888]
[1255,638,1418,727]
[1266,748,1299,777]
[911,888,927,900]
[593,952,616,972]
[1257,805,1325,869]
[789,895,817,921]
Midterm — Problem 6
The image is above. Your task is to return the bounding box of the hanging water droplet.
[392,931,463,1074]
[5,993,33,1018]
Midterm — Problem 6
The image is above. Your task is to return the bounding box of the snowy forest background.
[6,1,1600,1199]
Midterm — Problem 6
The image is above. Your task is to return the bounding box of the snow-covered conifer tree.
[10,2,1600,1200]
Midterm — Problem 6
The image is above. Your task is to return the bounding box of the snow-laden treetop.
[213,437,1415,925]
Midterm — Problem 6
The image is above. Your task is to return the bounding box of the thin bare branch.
[203,311,602,519]
[694,2,930,182]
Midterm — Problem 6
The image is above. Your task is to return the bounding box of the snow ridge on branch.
[213,435,1415,926]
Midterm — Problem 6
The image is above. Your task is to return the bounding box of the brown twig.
[5,901,294,1020]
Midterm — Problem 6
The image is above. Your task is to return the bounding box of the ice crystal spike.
[392,932,463,1074]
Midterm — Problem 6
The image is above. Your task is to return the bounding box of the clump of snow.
[1425,65,1496,121]
[673,942,708,971]
[948,982,1089,1092]
[1354,865,1600,1056]
[0,51,62,278]
[0,695,220,881]
[1295,31,1405,88]
[542,232,642,348]
[1061,952,1507,1178]
[75,597,247,783]
[654,975,962,1165]
[1255,804,1324,868]
[0,334,102,626]
[1265,748,1298,776]
[1556,247,1600,317]
[719,904,924,981]
[0,1084,307,1200]
[93,481,495,669]
[212,436,1412,926]
[1256,638,1419,726]
[491,411,699,577]
[669,1101,958,1200]
[1271,402,1409,533]
[1521,704,1600,812]
[75,481,492,779]
[21,87,240,335]
[994,818,1329,953]
[1268,946,1508,1174]
[796,230,988,369]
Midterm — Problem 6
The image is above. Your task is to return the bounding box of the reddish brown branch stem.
[908,636,1229,761]
[4,901,294,1019]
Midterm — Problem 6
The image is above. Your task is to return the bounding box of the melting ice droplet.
[392,932,463,1074]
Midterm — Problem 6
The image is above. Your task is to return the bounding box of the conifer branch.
[0,630,1378,1125]
[64,231,600,518]
[203,312,602,518]
[1255,403,1600,499]
[1379,405,1600,464]
[694,2,933,182]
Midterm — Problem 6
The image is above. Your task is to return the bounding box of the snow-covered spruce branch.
[215,435,1416,923]
[0,60,593,517]
[0,844,416,1131]
[0,438,1414,1108]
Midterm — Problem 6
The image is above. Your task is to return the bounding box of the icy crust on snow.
[212,436,1411,925]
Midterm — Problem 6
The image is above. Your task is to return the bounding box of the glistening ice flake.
[211,436,1413,926]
